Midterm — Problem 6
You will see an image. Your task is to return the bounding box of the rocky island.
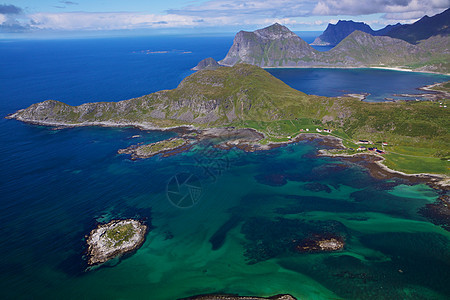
[86,219,147,266]
[118,138,191,159]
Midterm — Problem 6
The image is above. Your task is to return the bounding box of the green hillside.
[8,64,450,175]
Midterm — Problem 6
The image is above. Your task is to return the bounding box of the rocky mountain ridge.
[218,24,449,73]
[311,20,401,46]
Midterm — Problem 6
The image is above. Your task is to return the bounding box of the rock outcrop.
[192,57,220,71]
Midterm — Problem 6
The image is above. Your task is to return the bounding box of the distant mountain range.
[311,21,401,46]
[216,18,449,74]
[386,8,450,44]
[313,8,449,46]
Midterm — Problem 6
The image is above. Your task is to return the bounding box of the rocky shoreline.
[317,150,449,191]
[7,108,450,230]
[86,219,147,266]
[8,109,447,189]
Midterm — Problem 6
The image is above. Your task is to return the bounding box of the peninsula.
[7,64,449,177]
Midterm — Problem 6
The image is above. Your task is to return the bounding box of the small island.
[86,219,147,265]
[118,138,191,159]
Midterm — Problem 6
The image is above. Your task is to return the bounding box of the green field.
[383,152,449,174]
[106,223,135,247]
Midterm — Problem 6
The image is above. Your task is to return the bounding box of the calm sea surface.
[0,34,449,299]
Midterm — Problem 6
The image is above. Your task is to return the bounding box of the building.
[357,140,371,144]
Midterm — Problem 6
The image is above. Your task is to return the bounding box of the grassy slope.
[12,64,450,175]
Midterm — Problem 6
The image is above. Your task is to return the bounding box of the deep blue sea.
[1,34,449,300]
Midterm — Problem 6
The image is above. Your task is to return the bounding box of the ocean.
[0,33,449,300]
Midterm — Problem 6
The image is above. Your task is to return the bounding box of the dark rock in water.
[192,57,221,71]
[209,215,242,250]
[241,217,348,264]
[419,195,450,231]
[86,219,147,266]
[179,294,297,300]
[254,173,288,186]
[295,234,344,253]
[303,182,332,193]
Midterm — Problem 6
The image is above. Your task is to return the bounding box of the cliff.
[218,23,318,67]
[217,24,449,73]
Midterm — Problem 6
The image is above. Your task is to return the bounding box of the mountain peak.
[218,23,316,67]
[254,23,296,39]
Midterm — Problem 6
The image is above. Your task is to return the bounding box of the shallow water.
[0,35,449,299]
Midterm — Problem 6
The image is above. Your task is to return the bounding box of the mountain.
[8,64,449,174]
[192,57,220,71]
[376,23,402,36]
[218,23,318,67]
[8,64,317,127]
[386,8,450,44]
[216,24,449,73]
[311,20,401,46]
[321,30,428,66]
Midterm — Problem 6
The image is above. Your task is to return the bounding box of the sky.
[1,0,449,37]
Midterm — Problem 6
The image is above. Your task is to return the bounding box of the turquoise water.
[0,35,449,299]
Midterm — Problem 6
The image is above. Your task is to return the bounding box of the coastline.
[317,150,449,191]
[6,114,448,189]
[250,65,450,76]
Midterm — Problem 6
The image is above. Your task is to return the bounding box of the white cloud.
[312,0,449,18]
[167,0,317,18]
[28,12,204,30]
[3,0,449,33]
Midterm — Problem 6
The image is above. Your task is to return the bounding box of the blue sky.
[1,0,449,36]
